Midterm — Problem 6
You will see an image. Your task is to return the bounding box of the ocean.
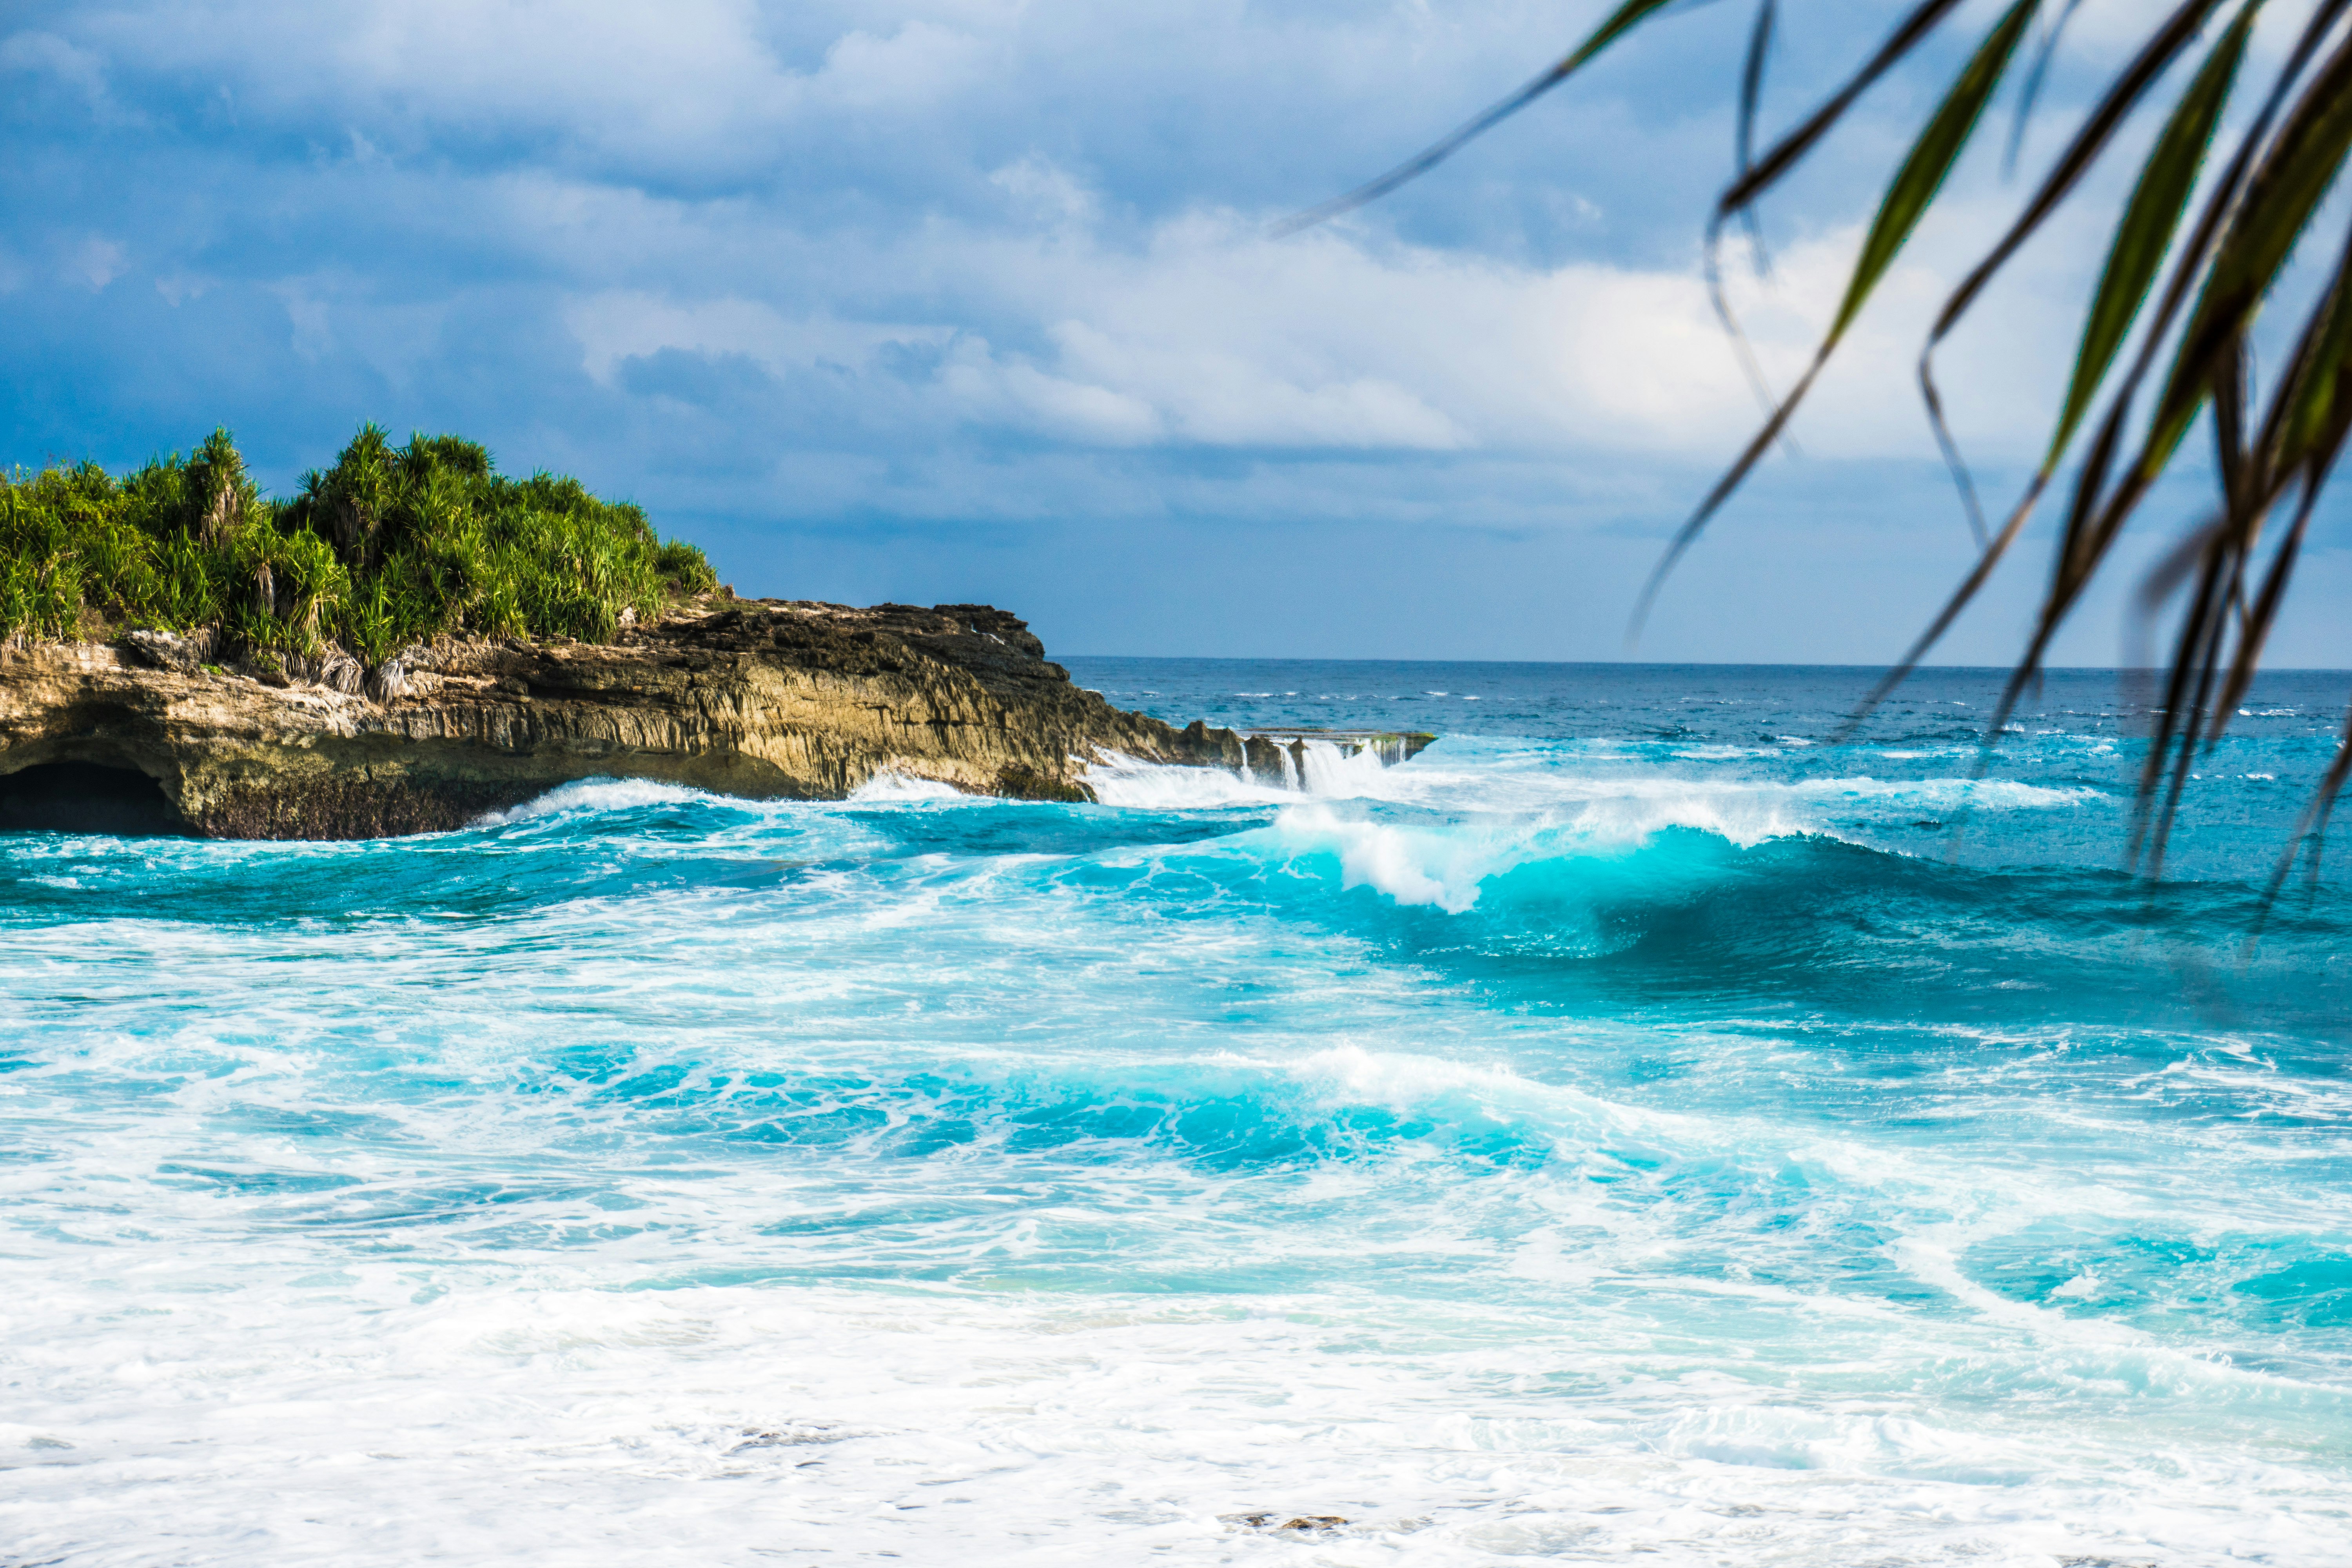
[4,659,2349,1565]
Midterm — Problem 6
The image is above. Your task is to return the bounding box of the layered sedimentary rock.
[0,599,1438,840]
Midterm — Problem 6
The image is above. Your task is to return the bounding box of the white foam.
[1270,804,1515,913]
[1085,742,1409,807]
[1230,764,2109,914]
[1268,1042,1687,1147]
[1085,753,1288,808]
[1093,732,2107,838]
[848,770,967,802]
[11,719,2340,1566]
[1295,737,1392,796]
[10,1231,2344,1567]
[474,776,716,824]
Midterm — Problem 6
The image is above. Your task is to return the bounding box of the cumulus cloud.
[0,0,2282,661]
[0,27,130,129]
[565,292,949,385]
[555,187,2083,464]
[71,236,127,290]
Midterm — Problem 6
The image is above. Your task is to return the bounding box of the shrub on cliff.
[0,426,716,660]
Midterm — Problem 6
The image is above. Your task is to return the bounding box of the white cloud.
[818,19,988,111]
[552,192,2082,465]
[27,0,2116,477]
[155,272,212,306]
[273,281,335,360]
[940,346,1166,444]
[990,156,1095,227]
[6,0,2230,662]
[263,274,452,384]
[564,291,950,384]
[71,236,125,290]
[54,0,1014,181]
[0,29,113,110]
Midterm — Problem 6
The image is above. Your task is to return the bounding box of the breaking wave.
[7,660,2352,1566]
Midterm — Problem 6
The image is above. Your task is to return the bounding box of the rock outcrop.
[0,599,1430,839]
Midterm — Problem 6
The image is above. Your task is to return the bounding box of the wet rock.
[122,627,216,673]
[1219,1512,1348,1532]
[1,600,1255,839]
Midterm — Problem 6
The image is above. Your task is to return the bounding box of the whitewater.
[4,660,2349,1566]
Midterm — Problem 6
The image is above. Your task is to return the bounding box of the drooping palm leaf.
[2056,4,2254,464]
[2143,29,2352,479]
[1854,0,2213,553]
[1736,0,1780,264]
[1292,0,2352,895]
[1629,0,2037,636]
[1987,0,2343,673]
[2005,0,2086,175]
[2002,1,2352,875]
[1270,0,1685,238]
[1837,0,2250,735]
[1716,0,1979,216]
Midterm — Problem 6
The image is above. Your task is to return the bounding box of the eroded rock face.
[0,600,1253,839]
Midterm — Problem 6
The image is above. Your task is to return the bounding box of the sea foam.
[6,660,2350,1565]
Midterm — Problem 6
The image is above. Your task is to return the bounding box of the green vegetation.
[0,425,718,662]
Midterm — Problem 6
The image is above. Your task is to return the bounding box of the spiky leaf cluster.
[2,425,718,663]
[1304,0,2352,895]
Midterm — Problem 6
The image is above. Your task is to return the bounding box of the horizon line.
[1057,655,2352,675]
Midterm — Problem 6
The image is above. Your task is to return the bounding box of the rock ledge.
[0,599,1307,839]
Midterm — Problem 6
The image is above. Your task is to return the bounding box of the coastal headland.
[0,426,1428,837]
[0,598,1433,838]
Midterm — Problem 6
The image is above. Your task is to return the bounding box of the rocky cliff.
[0,599,1430,839]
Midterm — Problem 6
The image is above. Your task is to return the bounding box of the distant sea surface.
[5,660,2350,1565]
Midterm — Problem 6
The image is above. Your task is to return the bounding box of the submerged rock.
[1218,1512,1350,1532]
[0,599,1272,840]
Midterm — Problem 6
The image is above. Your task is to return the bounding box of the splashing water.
[4,661,2350,1566]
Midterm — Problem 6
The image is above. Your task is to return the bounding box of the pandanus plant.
[0,426,721,666]
[1294,0,2352,899]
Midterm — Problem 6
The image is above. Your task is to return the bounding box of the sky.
[3,0,2347,664]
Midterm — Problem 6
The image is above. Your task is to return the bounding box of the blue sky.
[4,0,2345,664]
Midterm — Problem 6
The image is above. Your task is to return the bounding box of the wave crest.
[474,777,718,826]
[848,771,967,802]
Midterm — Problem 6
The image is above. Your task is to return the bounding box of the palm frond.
[1838,0,2252,736]
[1272,0,1689,238]
[1295,0,2352,899]
[1630,0,2037,638]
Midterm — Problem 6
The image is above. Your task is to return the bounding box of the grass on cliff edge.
[0,425,718,663]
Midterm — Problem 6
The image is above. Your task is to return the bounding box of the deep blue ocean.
[4,660,2350,1565]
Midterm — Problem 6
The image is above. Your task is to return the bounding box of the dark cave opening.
[0,762,193,837]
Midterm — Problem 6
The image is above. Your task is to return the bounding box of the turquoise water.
[4,661,2349,1564]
